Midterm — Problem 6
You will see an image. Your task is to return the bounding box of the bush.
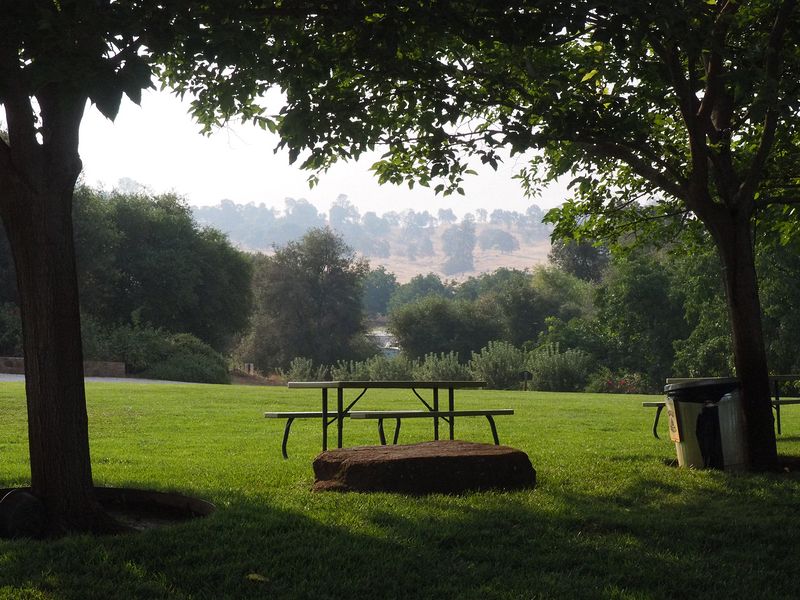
[141,334,230,384]
[280,357,329,382]
[330,359,371,381]
[89,323,229,383]
[366,354,416,381]
[469,341,526,389]
[525,343,592,392]
[585,368,652,394]
[413,352,472,381]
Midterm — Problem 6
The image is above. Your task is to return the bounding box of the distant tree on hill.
[441,220,476,275]
[438,208,457,225]
[478,228,520,253]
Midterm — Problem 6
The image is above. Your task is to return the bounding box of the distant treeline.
[193,195,552,274]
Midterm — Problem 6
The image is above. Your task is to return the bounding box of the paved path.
[0,374,191,385]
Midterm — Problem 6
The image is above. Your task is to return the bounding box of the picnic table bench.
[644,375,800,438]
[265,380,514,458]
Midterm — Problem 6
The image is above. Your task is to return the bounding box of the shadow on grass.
[1,471,800,599]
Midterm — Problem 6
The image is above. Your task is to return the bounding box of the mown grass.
[1,382,799,599]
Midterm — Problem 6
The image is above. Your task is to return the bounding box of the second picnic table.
[266,380,514,458]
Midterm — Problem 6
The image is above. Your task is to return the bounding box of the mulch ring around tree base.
[313,440,537,494]
[0,487,215,539]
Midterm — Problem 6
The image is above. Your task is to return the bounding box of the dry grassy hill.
[362,224,551,283]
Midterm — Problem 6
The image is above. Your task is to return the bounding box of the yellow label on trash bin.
[666,398,682,442]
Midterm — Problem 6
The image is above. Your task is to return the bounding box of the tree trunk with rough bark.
[709,213,777,470]
[0,90,114,534]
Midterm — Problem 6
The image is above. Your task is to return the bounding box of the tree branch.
[696,0,739,123]
[737,0,797,208]
[0,39,39,171]
[584,140,688,201]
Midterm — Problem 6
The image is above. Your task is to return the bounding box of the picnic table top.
[287,380,486,389]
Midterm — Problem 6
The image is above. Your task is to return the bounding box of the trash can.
[663,378,745,470]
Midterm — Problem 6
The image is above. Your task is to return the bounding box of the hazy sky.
[77,89,569,216]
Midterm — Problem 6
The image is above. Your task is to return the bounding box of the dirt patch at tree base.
[0,487,215,538]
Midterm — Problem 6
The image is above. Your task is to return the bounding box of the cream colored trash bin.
[663,379,743,470]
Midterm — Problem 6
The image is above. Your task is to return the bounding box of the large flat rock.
[313,440,536,494]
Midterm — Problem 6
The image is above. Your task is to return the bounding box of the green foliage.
[330,354,418,381]
[140,334,230,384]
[387,273,453,313]
[243,228,368,372]
[82,321,229,384]
[330,359,372,381]
[365,354,416,381]
[389,295,502,361]
[526,343,593,392]
[72,186,252,352]
[548,238,610,282]
[362,266,399,317]
[469,341,527,390]
[412,352,472,382]
[279,357,329,383]
[585,367,652,394]
[594,252,689,385]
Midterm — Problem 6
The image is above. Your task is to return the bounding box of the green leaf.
[581,69,599,83]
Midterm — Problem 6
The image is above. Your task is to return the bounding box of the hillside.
[364,224,551,283]
[193,198,553,281]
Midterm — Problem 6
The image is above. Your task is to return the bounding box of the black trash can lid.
[664,378,739,402]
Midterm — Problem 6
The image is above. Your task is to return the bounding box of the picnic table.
[265,380,514,458]
[644,375,800,438]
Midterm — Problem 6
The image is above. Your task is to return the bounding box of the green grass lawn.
[1,382,799,600]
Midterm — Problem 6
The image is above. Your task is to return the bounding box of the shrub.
[585,368,652,394]
[469,341,527,389]
[366,354,416,381]
[413,351,472,381]
[525,343,592,392]
[330,359,371,381]
[141,333,230,384]
[280,357,329,382]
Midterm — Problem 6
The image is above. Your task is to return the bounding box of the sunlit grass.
[1,382,799,599]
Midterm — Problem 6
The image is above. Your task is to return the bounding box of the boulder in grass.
[313,440,536,494]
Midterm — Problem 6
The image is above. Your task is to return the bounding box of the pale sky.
[77,89,568,217]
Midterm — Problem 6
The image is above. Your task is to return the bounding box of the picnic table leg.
[652,404,664,439]
[485,415,500,445]
[377,418,387,445]
[393,418,402,444]
[775,381,782,436]
[448,387,455,440]
[322,388,328,451]
[281,417,296,459]
[337,387,344,448]
[433,388,439,440]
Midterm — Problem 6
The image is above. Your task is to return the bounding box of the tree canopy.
[164,0,799,469]
[242,228,370,371]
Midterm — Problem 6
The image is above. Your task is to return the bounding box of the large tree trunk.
[1,179,110,534]
[0,89,115,534]
[712,216,777,470]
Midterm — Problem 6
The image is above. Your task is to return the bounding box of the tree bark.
[0,89,115,534]
[710,215,777,470]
